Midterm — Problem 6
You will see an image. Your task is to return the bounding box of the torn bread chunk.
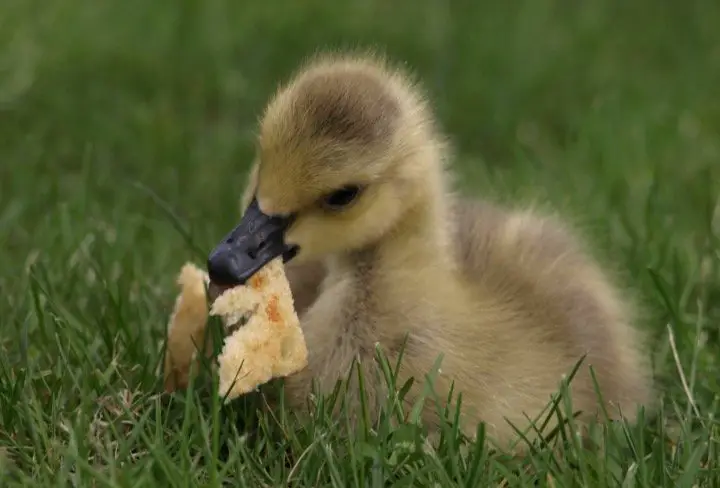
[163,263,211,392]
[210,258,308,400]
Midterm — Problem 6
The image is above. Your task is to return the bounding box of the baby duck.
[206,52,653,451]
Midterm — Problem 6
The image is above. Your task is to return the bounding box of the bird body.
[209,51,653,451]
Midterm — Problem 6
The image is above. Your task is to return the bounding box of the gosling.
[206,51,654,451]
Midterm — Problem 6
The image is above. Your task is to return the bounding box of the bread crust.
[163,263,211,392]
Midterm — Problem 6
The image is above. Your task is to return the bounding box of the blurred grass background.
[1,0,719,485]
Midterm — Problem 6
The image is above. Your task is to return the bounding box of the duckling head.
[207,52,450,286]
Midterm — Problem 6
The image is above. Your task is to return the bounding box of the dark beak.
[207,197,298,287]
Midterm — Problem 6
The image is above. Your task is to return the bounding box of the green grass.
[1,0,719,485]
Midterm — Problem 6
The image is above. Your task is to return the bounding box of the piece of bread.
[163,263,212,393]
[162,258,308,400]
[210,258,308,400]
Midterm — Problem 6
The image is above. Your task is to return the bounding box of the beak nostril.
[248,249,257,260]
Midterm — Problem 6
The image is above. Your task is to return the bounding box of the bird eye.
[321,185,362,211]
